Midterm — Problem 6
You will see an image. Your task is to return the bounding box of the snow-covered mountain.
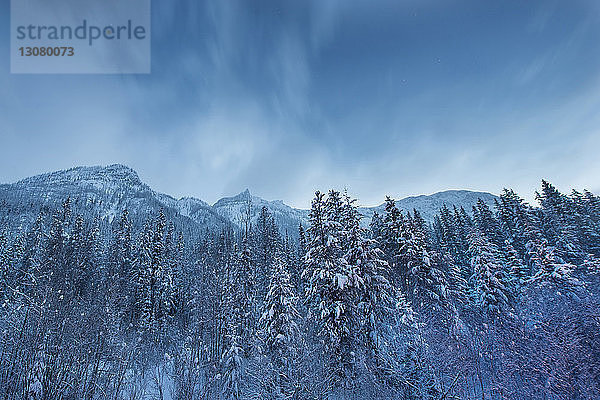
[210,189,497,234]
[0,164,231,234]
[0,164,497,237]
[359,190,498,225]
[212,189,309,236]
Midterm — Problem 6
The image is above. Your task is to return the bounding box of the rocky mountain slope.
[0,164,231,234]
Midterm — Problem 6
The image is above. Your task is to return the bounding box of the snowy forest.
[0,180,599,400]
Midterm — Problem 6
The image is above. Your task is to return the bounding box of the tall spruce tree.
[259,253,300,397]
[303,191,360,388]
[467,229,512,318]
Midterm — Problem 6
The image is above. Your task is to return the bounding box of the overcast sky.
[1,0,600,208]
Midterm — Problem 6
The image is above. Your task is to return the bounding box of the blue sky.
[1,0,600,208]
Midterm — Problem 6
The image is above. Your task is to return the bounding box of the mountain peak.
[99,164,142,183]
[231,188,252,202]
[357,189,498,226]
[103,163,139,176]
[213,189,252,207]
[10,164,146,196]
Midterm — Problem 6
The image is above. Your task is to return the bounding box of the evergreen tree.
[526,239,578,287]
[255,206,281,296]
[380,197,403,263]
[109,209,135,329]
[504,240,528,288]
[222,332,244,400]
[536,180,584,263]
[44,198,72,305]
[298,224,307,260]
[472,199,504,247]
[572,190,600,257]
[234,236,256,354]
[259,254,300,397]
[12,212,46,307]
[401,211,446,305]
[135,209,172,336]
[303,191,360,387]
[341,193,411,373]
[497,189,537,258]
[467,229,512,318]
[445,253,470,307]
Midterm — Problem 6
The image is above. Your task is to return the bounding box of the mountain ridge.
[0,164,498,236]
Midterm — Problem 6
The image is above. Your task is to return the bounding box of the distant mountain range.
[358,190,498,225]
[0,164,497,237]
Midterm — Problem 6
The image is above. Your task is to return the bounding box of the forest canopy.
[0,180,598,399]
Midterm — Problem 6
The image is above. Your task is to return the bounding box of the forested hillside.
[0,179,598,399]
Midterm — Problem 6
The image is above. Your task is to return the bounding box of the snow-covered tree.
[341,193,410,359]
[402,212,446,305]
[526,239,578,287]
[108,209,134,328]
[222,333,244,400]
[258,254,300,397]
[504,240,528,288]
[468,229,512,317]
[380,198,446,306]
[302,191,361,387]
[260,255,300,362]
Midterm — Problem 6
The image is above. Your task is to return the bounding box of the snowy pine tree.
[342,193,410,354]
[504,240,528,288]
[222,332,244,400]
[303,191,360,388]
[258,253,300,397]
[526,239,578,287]
[468,229,512,317]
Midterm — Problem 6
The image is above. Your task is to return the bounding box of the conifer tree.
[234,237,256,354]
[504,240,528,287]
[255,206,281,297]
[222,332,244,400]
[473,199,504,247]
[468,229,512,317]
[109,209,134,329]
[260,254,299,362]
[303,191,360,387]
[341,193,411,368]
[526,239,578,287]
[393,210,447,309]
[536,181,584,263]
[572,190,600,257]
[259,254,300,396]
[445,253,470,307]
